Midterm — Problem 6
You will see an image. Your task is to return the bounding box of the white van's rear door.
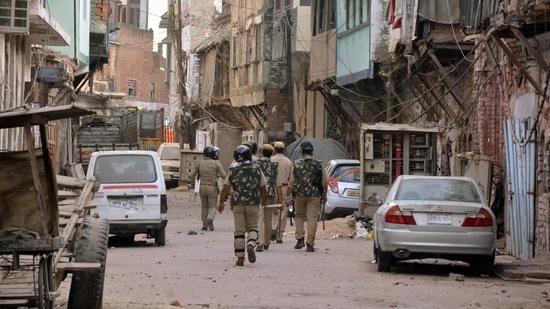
[90,152,163,221]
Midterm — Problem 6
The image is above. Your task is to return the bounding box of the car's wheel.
[68,217,109,309]
[155,227,166,246]
[469,252,495,275]
[377,249,393,272]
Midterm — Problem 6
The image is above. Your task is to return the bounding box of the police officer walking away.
[270,141,293,243]
[255,144,282,252]
[286,141,327,252]
[218,145,267,266]
[190,146,226,231]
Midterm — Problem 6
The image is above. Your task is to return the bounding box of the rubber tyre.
[470,252,495,275]
[377,250,393,272]
[155,227,166,246]
[68,217,109,309]
[37,256,53,309]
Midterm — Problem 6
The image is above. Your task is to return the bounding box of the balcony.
[28,0,70,46]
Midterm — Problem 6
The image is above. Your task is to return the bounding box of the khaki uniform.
[190,158,226,230]
[224,162,267,257]
[288,156,327,248]
[270,152,293,241]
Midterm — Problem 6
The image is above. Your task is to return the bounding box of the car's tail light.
[462,208,493,227]
[161,194,168,213]
[328,176,338,193]
[384,204,416,225]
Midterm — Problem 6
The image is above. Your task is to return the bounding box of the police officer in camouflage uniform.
[286,141,327,253]
[255,144,282,252]
[218,145,267,266]
[190,146,226,231]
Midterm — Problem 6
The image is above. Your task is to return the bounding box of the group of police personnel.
[192,140,328,267]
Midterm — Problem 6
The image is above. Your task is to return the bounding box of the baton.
[321,199,326,231]
[263,203,283,208]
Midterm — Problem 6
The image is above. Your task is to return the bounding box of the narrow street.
[54,188,549,309]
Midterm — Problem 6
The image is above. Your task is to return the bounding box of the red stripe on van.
[103,184,159,190]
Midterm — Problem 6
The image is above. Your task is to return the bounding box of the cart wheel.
[37,256,53,309]
[68,217,109,309]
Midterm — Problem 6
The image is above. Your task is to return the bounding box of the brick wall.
[95,24,169,108]
[91,0,109,22]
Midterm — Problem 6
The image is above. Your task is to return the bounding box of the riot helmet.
[234,145,252,163]
[211,146,220,160]
[203,145,217,159]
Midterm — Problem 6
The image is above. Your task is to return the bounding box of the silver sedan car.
[373,175,497,274]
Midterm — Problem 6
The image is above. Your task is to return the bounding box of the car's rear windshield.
[93,154,158,183]
[397,178,482,203]
[332,165,360,183]
[160,146,180,160]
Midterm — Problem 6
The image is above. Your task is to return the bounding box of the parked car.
[157,142,181,188]
[323,159,361,218]
[373,175,497,274]
[87,150,168,246]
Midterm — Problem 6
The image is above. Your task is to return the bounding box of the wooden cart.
[0,105,109,309]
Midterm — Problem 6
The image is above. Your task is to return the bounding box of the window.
[128,0,140,27]
[275,0,292,11]
[231,34,237,67]
[108,78,115,91]
[150,83,156,99]
[345,0,369,30]
[128,79,136,96]
[0,0,29,34]
[312,0,335,36]
[118,4,126,24]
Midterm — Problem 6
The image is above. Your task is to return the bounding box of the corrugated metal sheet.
[504,118,536,260]
[459,0,501,29]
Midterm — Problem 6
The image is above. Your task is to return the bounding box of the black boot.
[294,238,305,249]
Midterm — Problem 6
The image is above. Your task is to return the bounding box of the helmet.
[234,145,252,163]
[211,146,220,160]
[244,140,258,154]
[203,145,218,160]
[250,141,258,154]
[300,141,314,151]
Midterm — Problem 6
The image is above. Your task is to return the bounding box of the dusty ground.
[53,188,550,309]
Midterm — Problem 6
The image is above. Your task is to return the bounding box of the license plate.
[347,190,360,197]
[109,199,141,210]
[427,214,452,225]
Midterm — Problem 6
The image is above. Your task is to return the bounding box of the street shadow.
[390,259,490,277]
[108,235,158,248]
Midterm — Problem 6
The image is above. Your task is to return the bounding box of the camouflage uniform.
[256,158,281,250]
[288,156,327,250]
[224,162,267,258]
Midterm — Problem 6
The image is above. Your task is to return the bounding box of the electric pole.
[171,0,190,148]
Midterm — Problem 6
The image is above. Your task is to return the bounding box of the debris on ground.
[316,214,374,240]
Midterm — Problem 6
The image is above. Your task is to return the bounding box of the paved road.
[54,188,550,309]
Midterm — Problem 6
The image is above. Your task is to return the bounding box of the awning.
[0,105,95,129]
[192,28,230,53]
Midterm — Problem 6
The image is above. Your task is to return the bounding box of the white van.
[87,150,168,246]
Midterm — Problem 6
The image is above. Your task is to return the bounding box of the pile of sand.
[316,217,357,239]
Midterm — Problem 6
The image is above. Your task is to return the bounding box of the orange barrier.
[164,126,175,143]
